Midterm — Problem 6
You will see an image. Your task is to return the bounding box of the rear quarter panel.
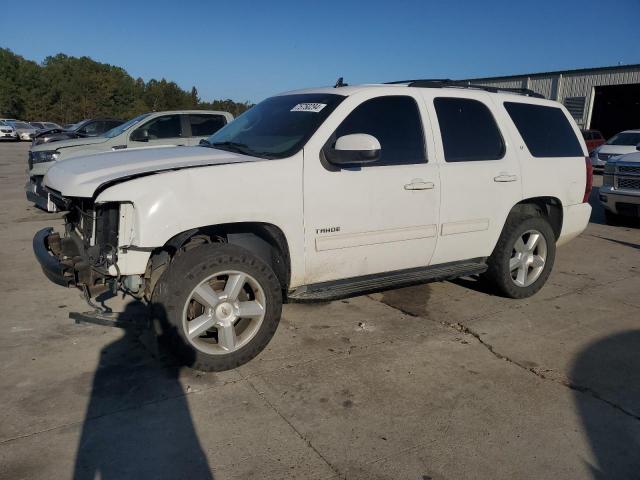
[495,97,587,207]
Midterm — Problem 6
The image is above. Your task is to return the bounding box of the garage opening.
[589,83,640,139]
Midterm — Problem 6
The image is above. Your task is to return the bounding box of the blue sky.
[2,0,639,103]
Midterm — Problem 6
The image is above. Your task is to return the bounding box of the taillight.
[583,156,593,203]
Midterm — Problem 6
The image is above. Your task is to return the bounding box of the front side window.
[103,120,122,131]
[434,97,505,162]
[504,102,583,157]
[207,93,344,159]
[78,121,100,135]
[332,96,426,166]
[189,114,226,137]
[104,113,150,139]
[132,115,182,141]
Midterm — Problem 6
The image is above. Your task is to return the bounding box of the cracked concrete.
[1,142,639,479]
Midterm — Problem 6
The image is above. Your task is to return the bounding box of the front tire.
[484,214,556,299]
[151,244,282,371]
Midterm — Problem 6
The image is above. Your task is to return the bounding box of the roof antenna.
[334,77,347,88]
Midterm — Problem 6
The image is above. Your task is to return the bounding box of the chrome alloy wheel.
[182,271,266,355]
[509,229,548,287]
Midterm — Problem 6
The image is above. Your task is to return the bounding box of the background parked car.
[9,120,38,141]
[27,110,233,211]
[29,121,61,132]
[589,129,640,170]
[600,149,640,223]
[32,118,124,145]
[0,120,18,141]
[581,129,606,152]
[30,122,47,131]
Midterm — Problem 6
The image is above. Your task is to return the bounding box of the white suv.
[33,80,592,371]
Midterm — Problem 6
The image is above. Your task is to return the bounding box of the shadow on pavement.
[73,301,213,480]
[570,330,640,479]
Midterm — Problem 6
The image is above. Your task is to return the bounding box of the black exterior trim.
[287,258,487,302]
[33,228,68,287]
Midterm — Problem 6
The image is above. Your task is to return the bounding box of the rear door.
[185,114,228,145]
[424,91,523,264]
[128,114,186,148]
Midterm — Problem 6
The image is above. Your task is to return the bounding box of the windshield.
[103,113,150,138]
[206,93,345,159]
[14,122,31,129]
[606,132,640,146]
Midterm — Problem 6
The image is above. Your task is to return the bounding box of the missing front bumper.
[32,227,111,296]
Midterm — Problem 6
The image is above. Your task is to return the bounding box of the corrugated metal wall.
[468,66,640,128]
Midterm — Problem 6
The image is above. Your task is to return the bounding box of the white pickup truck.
[34,80,592,371]
[26,110,233,212]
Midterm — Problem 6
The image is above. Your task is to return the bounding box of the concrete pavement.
[0,142,639,479]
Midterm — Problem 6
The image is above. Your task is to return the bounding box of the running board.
[288,259,487,302]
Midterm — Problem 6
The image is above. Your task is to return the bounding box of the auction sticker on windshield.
[291,103,327,113]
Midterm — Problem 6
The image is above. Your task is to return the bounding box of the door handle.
[404,180,435,190]
[493,174,518,182]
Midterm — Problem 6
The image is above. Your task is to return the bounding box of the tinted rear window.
[504,102,583,157]
[434,97,505,162]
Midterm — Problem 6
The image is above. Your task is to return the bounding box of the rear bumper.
[33,228,69,287]
[557,203,591,247]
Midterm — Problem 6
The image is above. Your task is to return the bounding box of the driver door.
[302,92,440,284]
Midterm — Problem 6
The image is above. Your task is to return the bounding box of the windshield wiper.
[210,141,278,159]
[210,141,255,155]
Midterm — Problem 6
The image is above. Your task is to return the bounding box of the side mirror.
[130,128,149,142]
[326,134,381,166]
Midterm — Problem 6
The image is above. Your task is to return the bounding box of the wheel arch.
[144,222,291,299]
[509,196,563,240]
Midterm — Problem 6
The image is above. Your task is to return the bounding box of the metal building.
[466,64,640,138]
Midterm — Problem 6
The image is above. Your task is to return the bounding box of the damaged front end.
[33,195,121,298]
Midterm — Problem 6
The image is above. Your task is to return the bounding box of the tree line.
[0,48,252,124]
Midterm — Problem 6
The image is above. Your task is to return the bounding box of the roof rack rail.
[385,78,453,85]
[385,79,544,98]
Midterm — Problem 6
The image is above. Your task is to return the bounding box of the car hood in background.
[44,146,262,198]
[596,145,637,155]
[32,135,108,151]
[613,152,640,164]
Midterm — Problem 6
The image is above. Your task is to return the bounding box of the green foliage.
[0,48,252,123]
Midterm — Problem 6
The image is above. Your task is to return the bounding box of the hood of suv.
[32,136,108,151]
[44,146,260,198]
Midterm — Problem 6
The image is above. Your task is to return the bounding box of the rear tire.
[151,243,282,371]
[484,214,556,299]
